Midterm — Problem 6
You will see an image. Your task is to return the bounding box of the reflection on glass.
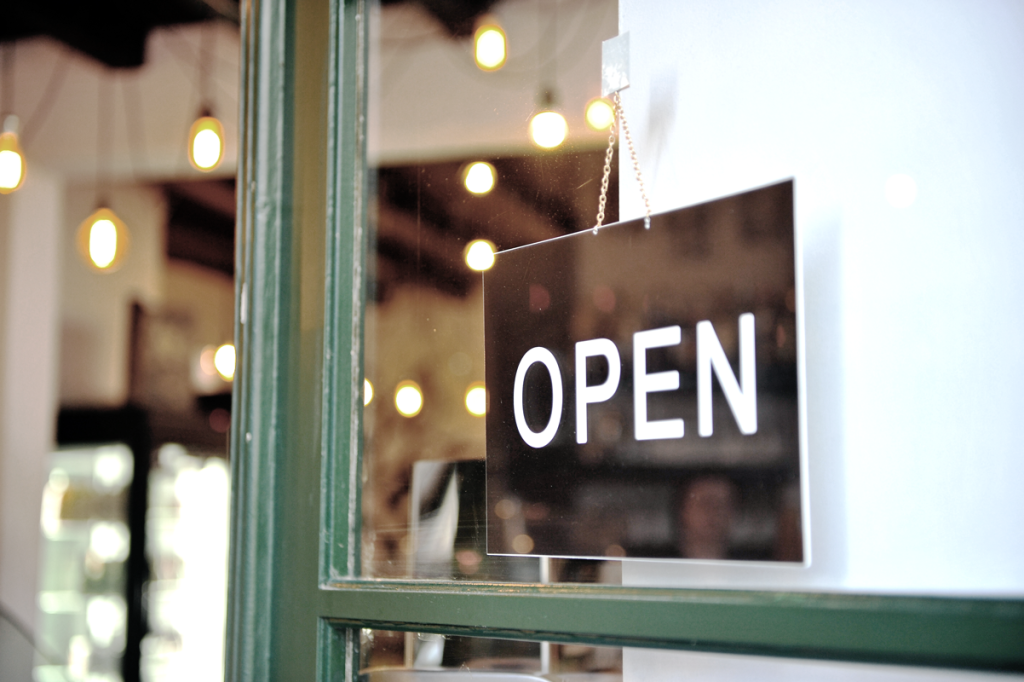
[464,239,496,271]
[585,98,615,132]
[360,629,621,681]
[395,381,425,418]
[463,162,497,195]
[464,383,487,417]
[362,0,619,581]
[213,343,235,381]
[528,111,568,150]
[474,24,507,72]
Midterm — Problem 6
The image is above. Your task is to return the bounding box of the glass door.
[225,1,1024,680]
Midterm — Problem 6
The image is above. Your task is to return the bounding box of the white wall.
[0,166,63,630]
[619,0,1024,599]
[618,2,1024,678]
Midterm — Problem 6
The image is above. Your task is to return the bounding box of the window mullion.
[316,581,1024,673]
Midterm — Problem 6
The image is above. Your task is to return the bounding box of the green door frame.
[226,1,1024,680]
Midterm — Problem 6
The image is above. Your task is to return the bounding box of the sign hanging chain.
[593,106,616,232]
[594,92,652,232]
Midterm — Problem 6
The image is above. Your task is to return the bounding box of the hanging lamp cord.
[594,92,652,232]
[1,43,12,120]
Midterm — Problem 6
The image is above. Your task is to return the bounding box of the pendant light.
[474,18,507,72]
[529,89,567,150]
[77,73,129,272]
[188,111,224,171]
[0,116,25,194]
[188,24,224,172]
[528,1,567,150]
[0,45,26,194]
[77,207,129,271]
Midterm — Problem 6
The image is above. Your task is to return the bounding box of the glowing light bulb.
[214,343,236,381]
[364,379,374,406]
[585,98,615,131]
[90,220,118,268]
[463,162,496,195]
[465,383,487,416]
[464,239,496,271]
[395,381,423,417]
[188,115,225,171]
[529,111,568,149]
[474,25,507,71]
[77,208,129,272]
[0,131,25,194]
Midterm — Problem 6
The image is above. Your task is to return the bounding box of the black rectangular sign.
[485,180,804,562]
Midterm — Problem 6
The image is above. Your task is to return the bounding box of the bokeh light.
[585,98,615,131]
[0,131,25,193]
[77,208,129,272]
[364,378,374,406]
[188,116,225,171]
[395,380,423,417]
[465,383,487,416]
[89,219,118,269]
[214,343,236,381]
[463,161,496,195]
[529,111,568,149]
[474,25,507,71]
[512,534,534,554]
[464,239,496,271]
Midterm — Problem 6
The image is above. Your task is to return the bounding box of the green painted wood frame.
[225,0,1024,680]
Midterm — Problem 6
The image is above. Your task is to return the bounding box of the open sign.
[485,180,805,562]
[513,314,758,449]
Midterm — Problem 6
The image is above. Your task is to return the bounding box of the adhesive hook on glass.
[594,33,652,233]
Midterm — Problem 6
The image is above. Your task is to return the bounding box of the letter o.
[513,347,563,448]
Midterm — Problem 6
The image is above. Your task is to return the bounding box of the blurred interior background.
[0,0,626,679]
[0,2,240,681]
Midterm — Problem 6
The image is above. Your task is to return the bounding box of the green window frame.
[225,1,1024,680]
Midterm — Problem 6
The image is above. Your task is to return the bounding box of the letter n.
[697,313,757,436]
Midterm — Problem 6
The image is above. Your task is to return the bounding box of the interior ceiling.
[372,150,618,301]
[381,0,502,37]
[0,0,239,68]
[1,0,498,68]
[3,0,614,291]
[158,147,618,288]
[164,179,237,276]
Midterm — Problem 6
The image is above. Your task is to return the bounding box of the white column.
[0,166,63,630]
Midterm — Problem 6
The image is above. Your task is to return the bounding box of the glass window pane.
[358,630,1015,682]
[362,0,619,582]
[360,629,622,679]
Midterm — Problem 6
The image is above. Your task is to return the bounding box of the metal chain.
[593,92,653,232]
[593,106,617,233]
